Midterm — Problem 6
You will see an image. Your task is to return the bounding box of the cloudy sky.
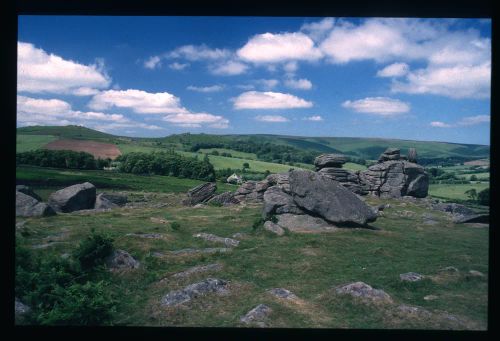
[17,16,491,144]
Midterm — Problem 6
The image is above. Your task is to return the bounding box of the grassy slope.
[16,195,488,329]
[428,183,489,201]
[16,134,58,152]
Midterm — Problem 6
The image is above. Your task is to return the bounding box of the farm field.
[16,134,58,153]
[428,183,489,201]
[44,139,122,160]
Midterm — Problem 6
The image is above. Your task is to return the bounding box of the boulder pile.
[48,182,97,212]
[315,154,368,195]
[16,190,56,217]
[182,182,217,206]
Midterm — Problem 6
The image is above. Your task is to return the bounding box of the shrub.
[171,221,181,231]
[252,218,264,231]
[477,188,489,206]
[73,229,114,271]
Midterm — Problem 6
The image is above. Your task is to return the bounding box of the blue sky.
[17,16,491,144]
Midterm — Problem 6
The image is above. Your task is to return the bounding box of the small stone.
[424,294,439,301]
[438,266,459,273]
[240,304,272,327]
[161,278,228,306]
[193,233,240,247]
[267,288,297,299]
[232,232,245,239]
[335,281,393,304]
[400,272,424,282]
[468,270,485,277]
[105,249,140,271]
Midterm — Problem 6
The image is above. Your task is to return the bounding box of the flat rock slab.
[193,233,240,247]
[170,263,223,279]
[267,288,297,300]
[167,248,232,255]
[182,183,217,206]
[161,278,229,307]
[240,304,272,327]
[400,272,424,282]
[335,281,393,304]
[275,213,339,233]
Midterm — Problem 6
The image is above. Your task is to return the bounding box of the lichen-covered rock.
[48,182,96,212]
[16,191,56,217]
[16,185,42,201]
[265,172,290,192]
[318,167,368,195]
[262,185,304,219]
[263,221,285,236]
[193,233,240,247]
[207,191,240,205]
[240,304,272,327]
[275,213,338,233]
[335,281,393,304]
[161,278,228,306]
[105,249,140,270]
[289,170,377,226]
[234,180,269,202]
[95,192,127,209]
[182,182,217,206]
[400,272,424,282]
[314,154,347,170]
[268,288,297,299]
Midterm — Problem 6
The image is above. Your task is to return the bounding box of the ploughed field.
[44,139,122,160]
[15,169,488,329]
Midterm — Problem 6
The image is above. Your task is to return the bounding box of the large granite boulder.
[16,185,42,201]
[94,192,128,209]
[318,167,368,195]
[314,154,347,170]
[288,170,377,226]
[182,182,217,206]
[48,182,96,213]
[378,148,401,162]
[265,172,290,192]
[262,185,304,219]
[16,191,56,217]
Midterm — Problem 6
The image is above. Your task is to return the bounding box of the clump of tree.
[16,149,111,170]
[15,230,117,325]
[477,188,489,206]
[115,151,215,181]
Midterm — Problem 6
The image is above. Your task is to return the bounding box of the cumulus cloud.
[300,17,335,42]
[237,32,323,63]
[88,89,188,114]
[303,115,323,121]
[342,97,410,116]
[283,61,298,74]
[209,60,248,75]
[169,62,190,70]
[233,91,313,110]
[163,112,229,129]
[187,85,224,93]
[284,78,313,90]
[254,115,289,122]
[18,41,111,95]
[377,62,410,77]
[144,56,161,69]
[167,44,232,61]
[430,115,490,128]
[254,79,279,90]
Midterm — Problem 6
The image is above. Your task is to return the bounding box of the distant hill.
[17,125,490,162]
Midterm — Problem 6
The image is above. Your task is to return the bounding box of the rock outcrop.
[182,182,217,206]
[207,191,240,206]
[233,180,269,202]
[314,154,368,195]
[314,153,347,170]
[94,192,128,209]
[16,191,56,217]
[431,202,489,224]
[16,185,42,201]
[48,182,96,213]
[105,249,140,271]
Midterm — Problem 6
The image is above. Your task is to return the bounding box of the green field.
[16,191,488,329]
[428,183,489,201]
[198,148,258,160]
[16,165,237,200]
[16,134,58,153]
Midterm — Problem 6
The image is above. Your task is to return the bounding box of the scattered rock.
[193,233,240,247]
[160,278,229,306]
[424,295,439,301]
[16,185,42,201]
[105,249,140,270]
[16,191,56,217]
[207,191,240,205]
[468,270,485,278]
[95,192,128,209]
[182,183,217,206]
[396,304,432,318]
[15,297,31,323]
[400,272,424,282]
[48,182,96,213]
[125,233,165,239]
[335,281,393,304]
[288,170,377,226]
[240,304,272,327]
[267,288,297,299]
[263,221,285,236]
[169,263,223,279]
[168,248,231,255]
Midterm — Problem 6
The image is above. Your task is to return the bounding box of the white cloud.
[187,85,224,93]
[18,41,111,95]
[301,18,335,42]
[237,32,323,63]
[255,115,290,122]
[88,89,188,114]
[283,61,298,73]
[210,60,248,75]
[430,115,490,128]
[284,78,313,90]
[169,62,190,70]
[144,56,162,69]
[342,97,410,116]
[163,112,229,129]
[303,115,323,121]
[233,91,313,110]
[167,44,231,61]
[255,79,279,90]
[17,95,71,115]
[377,62,410,77]
[236,84,255,90]
[391,62,491,99]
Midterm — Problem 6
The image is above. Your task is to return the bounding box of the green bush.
[171,221,181,231]
[73,230,114,271]
[252,218,264,231]
[477,188,489,206]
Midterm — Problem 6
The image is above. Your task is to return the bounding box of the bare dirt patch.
[44,139,122,159]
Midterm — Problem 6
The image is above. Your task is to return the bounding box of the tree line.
[16,150,111,170]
